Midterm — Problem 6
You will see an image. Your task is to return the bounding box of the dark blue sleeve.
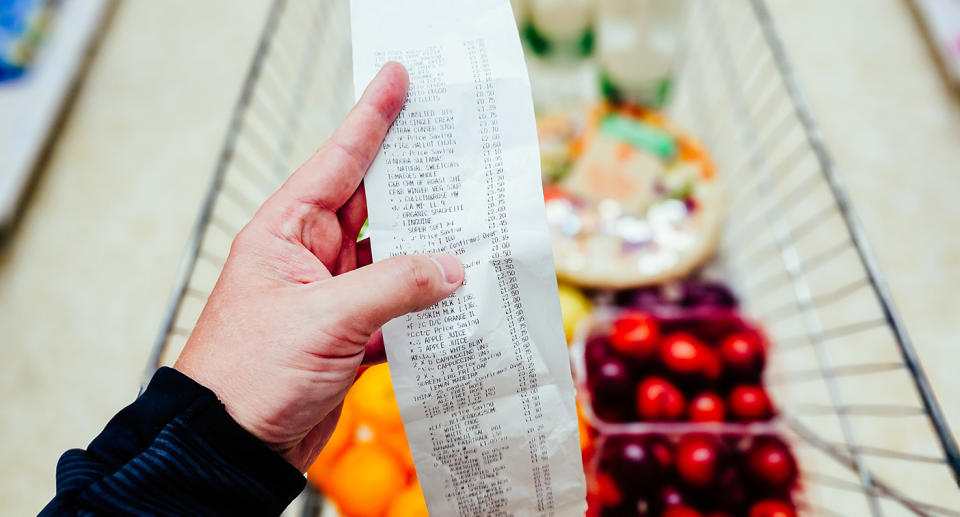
[39,367,306,516]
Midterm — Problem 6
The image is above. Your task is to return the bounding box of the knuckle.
[406,256,435,293]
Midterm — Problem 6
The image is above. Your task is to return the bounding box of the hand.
[174,62,464,472]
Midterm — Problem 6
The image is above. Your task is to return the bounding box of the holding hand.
[174,62,464,472]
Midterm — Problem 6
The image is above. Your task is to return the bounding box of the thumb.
[322,253,464,333]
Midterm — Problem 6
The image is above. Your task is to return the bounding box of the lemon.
[558,284,592,344]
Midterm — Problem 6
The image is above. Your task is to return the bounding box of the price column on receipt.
[351,0,586,515]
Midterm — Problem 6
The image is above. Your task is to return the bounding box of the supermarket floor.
[2,0,958,515]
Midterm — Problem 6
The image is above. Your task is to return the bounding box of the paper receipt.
[350,0,586,515]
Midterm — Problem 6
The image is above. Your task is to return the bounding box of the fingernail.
[430,254,464,285]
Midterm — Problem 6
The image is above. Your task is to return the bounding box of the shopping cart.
[142,0,960,515]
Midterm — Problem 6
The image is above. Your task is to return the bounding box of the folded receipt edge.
[350,0,587,515]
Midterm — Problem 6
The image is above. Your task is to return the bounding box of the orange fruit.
[325,443,407,517]
[386,482,428,517]
[349,364,404,432]
[306,403,356,490]
[576,402,592,452]
[578,413,591,452]
[381,424,416,473]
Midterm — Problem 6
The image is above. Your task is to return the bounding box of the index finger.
[279,61,408,210]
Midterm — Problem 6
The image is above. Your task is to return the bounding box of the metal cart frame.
[144,1,960,514]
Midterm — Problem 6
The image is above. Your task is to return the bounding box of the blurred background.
[1,0,959,515]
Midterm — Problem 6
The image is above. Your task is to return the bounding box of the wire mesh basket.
[143,0,960,515]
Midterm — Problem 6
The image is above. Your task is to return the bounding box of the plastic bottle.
[596,0,689,107]
[526,0,595,57]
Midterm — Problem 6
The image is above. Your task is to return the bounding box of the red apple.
[610,311,660,358]
[591,357,631,391]
[700,347,723,382]
[749,499,796,517]
[588,357,634,421]
[659,333,707,375]
[689,392,726,422]
[601,435,664,490]
[720,332,765,374]
[712,465,747,511]
[660,485,685,508]
[675,435,719,486]
[746,438,798,488]
[647,434,674,470]
[729,385,773,421]
[585,336,617,372]
[593,471,622,508]
[636,377,686,421]
[662,505,703,517]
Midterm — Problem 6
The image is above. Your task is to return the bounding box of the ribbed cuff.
[187,385,307,503]
[87,366,210,467]
[91,367,306,504]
